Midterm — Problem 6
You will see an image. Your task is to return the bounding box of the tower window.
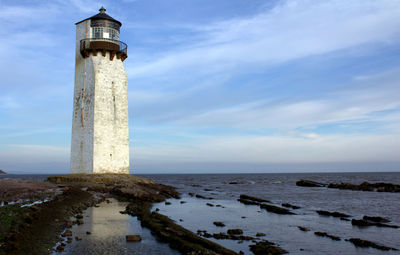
[93,27,103,38]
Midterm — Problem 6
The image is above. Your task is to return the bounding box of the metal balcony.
[80,38,128,61]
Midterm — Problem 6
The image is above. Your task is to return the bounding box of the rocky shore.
[0,174,238,255]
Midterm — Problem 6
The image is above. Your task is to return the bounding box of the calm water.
[2,172,400,254]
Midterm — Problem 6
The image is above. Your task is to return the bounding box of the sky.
[0,0,400,174]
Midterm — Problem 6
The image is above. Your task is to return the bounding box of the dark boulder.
[260,204,295,215]
[314,232,340,241]
[281,203,301,209]
[316,210,350,218]
[213,221,225,227]
[296,179,325,187]
[363,215,390,223]
[250,241,288,255]
[297,226,309,232]
[227,229,243,235]
[239,194,270,203]
[352,219,399,228]
[347,238,398,251]
[126,235,142,242]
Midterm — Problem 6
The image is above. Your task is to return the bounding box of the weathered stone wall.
[71,20,129,174]
[92,52,129,174]
[71,20,95,173]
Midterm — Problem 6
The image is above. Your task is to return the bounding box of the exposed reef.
[249,241,288,255]
[1,174,239,255]
[296,179,326,187]
[328,182,400,192]
[237,194,295,215]
[316,210,350,218]
[296,179,400,192]
[126,202,237,255]
[346,238,398,251]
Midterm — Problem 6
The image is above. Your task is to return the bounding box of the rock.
[75,236,82,241]
[227,229,243,235]
[250,241,288,255]
[155,208,160,212]
[126,235,142,242]
[86,231,91,235]
[56,245,65,252]
[195,194,213,200]
[239,194,270,203]
[66,237,72,243]
[205,232,253,241]
[165,201,171,205]
[352,219,399,228]
[237,198,261,206]
[256,232,266,237]
[297,226,309,232]
[296,179,325,187]
[241,216,246,219]
[328,182,400,193]
[75,214,83,219]
[188,192,195,197]
[351,219,372,227]
[119,210,127,214]
[126,202,236,255]
[363,215,390,223]
[76,219,84,225]
[347,238,398,251]
[206,203,214,207]
[66,221,73,228]
[281,203,301,209]
[61,230,72,237]
[314,232,340,241]
[180,201,186,204]
[260,204,295,215]
[213,221,226,227]
[316,210,350,218]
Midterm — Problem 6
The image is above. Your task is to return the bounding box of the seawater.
[145,172,400,255]
[2,172,400,254]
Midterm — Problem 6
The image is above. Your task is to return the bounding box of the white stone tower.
[71,7,129,174]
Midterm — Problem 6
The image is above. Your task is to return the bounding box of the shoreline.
[0,174,239,255]
[1,173,399,254]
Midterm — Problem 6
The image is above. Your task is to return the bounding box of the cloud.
[133,67,400,129]
[127,0,400,78]
[133,133,400,164]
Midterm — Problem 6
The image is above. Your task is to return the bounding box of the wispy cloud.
[127,0,400,78]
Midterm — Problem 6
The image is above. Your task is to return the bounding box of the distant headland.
[0,170,6,174]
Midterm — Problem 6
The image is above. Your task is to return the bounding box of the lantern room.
[76,7,128,61]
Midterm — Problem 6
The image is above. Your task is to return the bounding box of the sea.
[1,172,400,255]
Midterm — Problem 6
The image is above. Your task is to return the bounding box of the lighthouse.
[70,7,129,174]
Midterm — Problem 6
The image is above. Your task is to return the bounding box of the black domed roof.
[76,7,122,27]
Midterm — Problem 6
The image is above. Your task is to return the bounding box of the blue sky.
[0,0,400,174]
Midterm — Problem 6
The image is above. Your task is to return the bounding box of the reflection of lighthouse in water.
[70,7,129,174]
